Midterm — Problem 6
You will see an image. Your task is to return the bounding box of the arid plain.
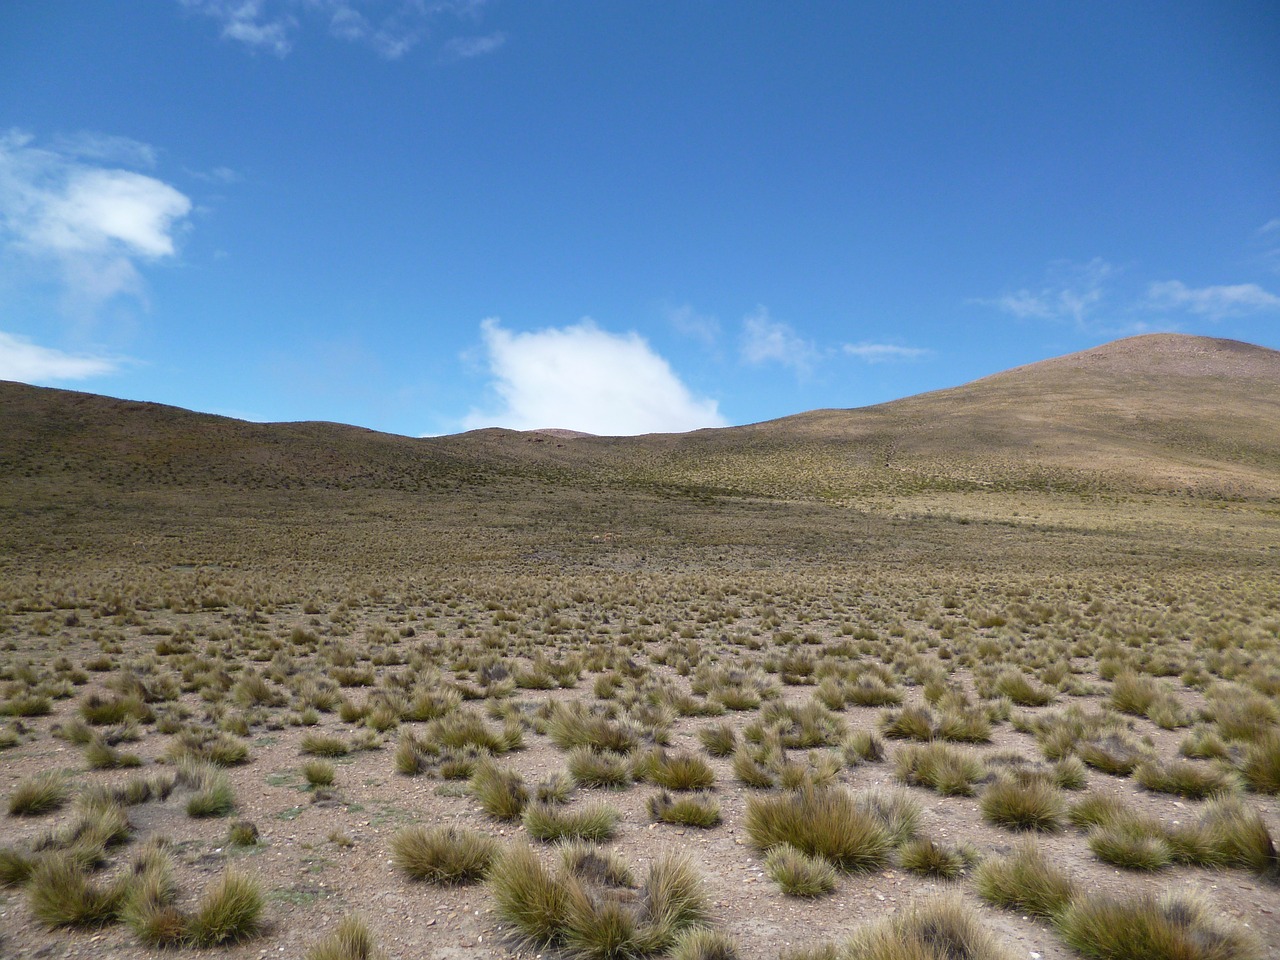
[2,334,1279,960]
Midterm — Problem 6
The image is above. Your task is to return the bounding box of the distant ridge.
[2,333,1278,500]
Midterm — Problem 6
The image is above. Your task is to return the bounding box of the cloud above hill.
[0,331,123,382]
[463,318,726,436]
[0,129,191,315]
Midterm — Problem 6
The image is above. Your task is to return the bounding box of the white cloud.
[180,0,294,56]
[462,318,726,436]
[843,342,930,363]
[180,0,496,60]
[1259,218,1280,235]
[740,306,818,374]
[1146,280,1280,320]
[0,331,124,382]
[0,130,191,312]
[981,258,1114,329]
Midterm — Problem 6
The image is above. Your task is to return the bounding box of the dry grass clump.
[764,843,838,897]
[306,915,386,960]
[546,702,639,753]
[1058,892,1261,960]
[994,670,1056,707]
[470,759,529,820]
[391,824,496,883]
[177,761,236,817]
[162,728,250,766]
[1077,733,1149,777]
[185,869,264,947]
[303,759,337,788]
[79,692,150,726]
[488,844,571,945]
[846,896,1017,960]
[567,747,634,788]
[840,730,885,765]
[84,736,143,770]
[8,771,69,816]
[647,790,721,828]
[523,802,620,843]
[1198,796,1280,878]
[300,731,351,757]
[1,846,37,887]
[668,927,741,960]
[897,837,978,879]
[1134,757,1237,799]
[880,705,936,741]
[637,749,716,790]
[1240,731,1280,794]
[698,722,737,758]
[731,745,776,788]
[27,853,130,927]
[974,841,1077,919]
[228,820,261,846]
[894,741,986,795]
[489,843,712,959]
[393,729,438,775]
[1087,818,1174,871]
[745,786,892,871]
[854,787,921,847]
[427,708,523,753]
[980,774,1066,832]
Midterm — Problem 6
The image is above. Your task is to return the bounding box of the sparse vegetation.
[2,337,1278,958]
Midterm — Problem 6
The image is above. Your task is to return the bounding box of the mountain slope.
[2,333,1278,501]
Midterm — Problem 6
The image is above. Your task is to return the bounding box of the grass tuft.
[980,775,1066,832]
[470,759,529,820]
[489,844,571,947]
[391,825,496,884]
[186,869,264,947]
[648,790,722,828]
[523,802,620,843]
[306,915,386,960]
[27,853,129,927]
[897,837,976,879]
[1059,892,1260,960]
[8,772,69,816]
[745,786,892,871]
[764,843,838,897]
[849,896,1018,960]
[973,841,1077,920]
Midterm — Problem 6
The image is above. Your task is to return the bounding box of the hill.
[2,333,1278,505]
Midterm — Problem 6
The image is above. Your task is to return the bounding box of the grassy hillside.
[5,333,1280,501]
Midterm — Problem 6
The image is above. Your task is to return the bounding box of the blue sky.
[2,2,1278,436]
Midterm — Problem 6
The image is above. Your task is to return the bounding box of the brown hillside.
[1,333,1277,501]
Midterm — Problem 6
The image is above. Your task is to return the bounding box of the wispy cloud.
[51,132,158,169]
[0,331,125,383]
[180,0,497,60]
[1146,280,1280,320]
[180,0,295,56]
[842,342,931,363]
[463,318,726,435]
[980,258,1115,329]
[443,32,506,60]
[0,129,192,315]
[740,306,818,374]
[666,303,720,347]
